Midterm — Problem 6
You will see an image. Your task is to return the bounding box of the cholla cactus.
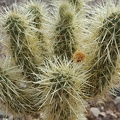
[21,0,50,65]
[34,57,87,120]
[0,56,42,117]
[85,0,120,97]
[67,0,85,12]
[1,5,40,81]
[0,0,120,119]
[50,1,84,60]
[0,56,30,114]
[0,3,47,116]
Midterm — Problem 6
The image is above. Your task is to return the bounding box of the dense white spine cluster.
[34,57,87,120]
[85,0,120,98]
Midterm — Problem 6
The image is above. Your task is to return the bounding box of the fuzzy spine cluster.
[0,57,31,114]
[86,13,120,97]
[68,0,84,12]
[4,8,39,81]
[53,2,78,60]
[25,0,49,65]
[35,58,86,120]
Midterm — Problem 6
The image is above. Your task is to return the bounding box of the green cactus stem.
[53,2,79,60]
[86,12,120,97]
[0,57,31,114]
[34,57,87,120]
[23,0,49,65]
[68,0,84,12]
[3,7,39,81]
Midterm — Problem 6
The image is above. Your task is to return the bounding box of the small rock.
[3,119,8,120]
[90,107,100,117]
[100,106,104,111]
[110,113,117,119]
[95,117,102,120]
[114,97,120,104]
[116,112,120,118]
[8,115,13,120]
[103,115,111,120]
[106,110,117,119]
[99,112,106,118]
[116,103,120,112]
[25,115,33,120]
[0,109,5,115]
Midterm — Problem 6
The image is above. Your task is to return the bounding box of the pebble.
[114,97,120,104]
[95,117,102,120]
[106,110,117,118]
[99,112,106,118]
[8,115,13,120]
[100,106,104,111]
[0,109,4,115]
[90,107,101,117]
[103,115,111,120]
[25,115,33,120]
[116,103,120,112]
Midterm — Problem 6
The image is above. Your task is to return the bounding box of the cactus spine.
[68,0,85,12]
[51,1,80,60]
[23,0,49,65]
[86,0,120,97]
[35,57,87,120]
[0,57,30,114]
[2,6,39,81]
[0,5,43,115]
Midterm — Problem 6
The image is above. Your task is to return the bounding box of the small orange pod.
[72,50,85,62]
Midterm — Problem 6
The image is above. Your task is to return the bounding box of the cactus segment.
[52,1,80,60]
[34,57,87,120]
[0,56,30,114]
[23,0,49,65]
[68,0,84,12]
[86,1,120,97]
[2,6,39,81]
